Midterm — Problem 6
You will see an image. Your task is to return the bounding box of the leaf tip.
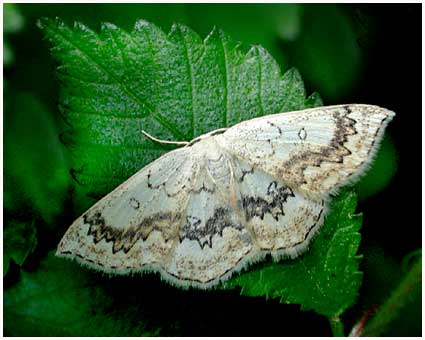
[284,66,302,80]
[246,44,272,60]
[73,20,89,32]
[305,92,323,108]
[37,16,64,32]
[170,22,193,36]
[100,22,118,32]
[134,19,151,31]
[205,25,226,43]
[170,22,181,32]
[36,17,46,30]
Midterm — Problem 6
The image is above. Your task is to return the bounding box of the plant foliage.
[224,190,363,319]
[38,17,321,208]
[4,18,368,336]
[4,252,160,336]
[3,220,37,276]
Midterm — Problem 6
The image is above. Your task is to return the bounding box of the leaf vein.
[64,108,149,119]
[219,33,229,127]
[180,30,196,139]
[50,24,184,140]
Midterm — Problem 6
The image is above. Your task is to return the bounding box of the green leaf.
[3,220,37,276]
[4,93,70,223]
[283,4,362,101]
[3,41,14,66]
[39,17,363,326]
[356,245,403,310]
[361,250,422,337]
[38,18,319,210]
[4,4,24,33]
[3,3,24,66]
[184,4,303,66]
[223,190,363,319]
[4,252,160,336]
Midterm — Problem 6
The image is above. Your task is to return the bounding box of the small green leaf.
[224,190,363,318]
[3,220,37,276]
[39,18,319,210]
[4,252,160,336]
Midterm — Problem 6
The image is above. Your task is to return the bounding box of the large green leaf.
[224,190,363,319]
[3,252,160,336]
[38,17,320,209]
[38,18,364,329]
[37,15,361,322]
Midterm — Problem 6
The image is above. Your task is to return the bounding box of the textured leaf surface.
[39,18,320,208]
[224,190,363,318]
[3,252,160,336]
[3,220,37,276]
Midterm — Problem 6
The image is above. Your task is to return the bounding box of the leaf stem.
[329,315,345,337]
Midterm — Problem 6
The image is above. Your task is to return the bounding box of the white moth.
[57,104,395,288]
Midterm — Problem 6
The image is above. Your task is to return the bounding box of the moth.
[57,104,394,288]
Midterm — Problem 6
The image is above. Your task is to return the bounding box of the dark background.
[4,3,421,336]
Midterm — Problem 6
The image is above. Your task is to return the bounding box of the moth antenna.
[141,130,189,146]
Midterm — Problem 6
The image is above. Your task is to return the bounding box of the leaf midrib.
[218,34,230,127]
[179,28,196,139]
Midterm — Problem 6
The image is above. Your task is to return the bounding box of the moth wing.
[59,143,258,288]
[164,152,325,287]
[164,162,255,287]
[57,104,395,288]
[57,147,196,273]
[215,104,395,199]
[231,157,326,258]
